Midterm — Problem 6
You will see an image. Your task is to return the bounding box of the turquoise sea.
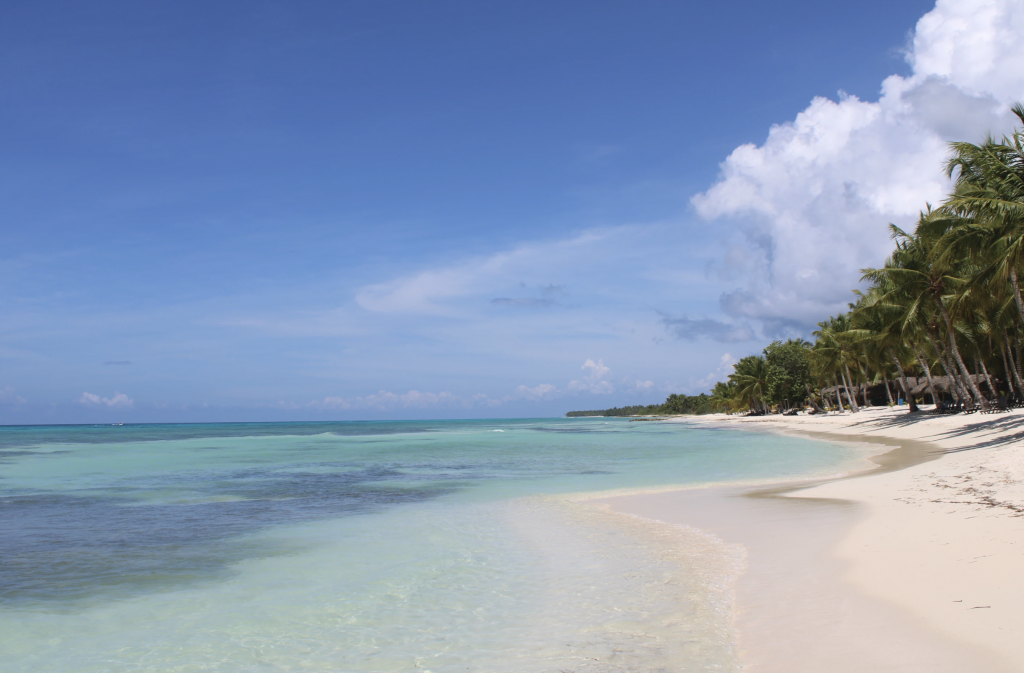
[0,418,867,672]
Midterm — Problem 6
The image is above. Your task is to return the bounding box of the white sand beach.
[600,406,1024,672]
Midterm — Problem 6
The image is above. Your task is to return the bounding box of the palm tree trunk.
[1011,335,1019,383]
[840,366,859,412]
[926,332,965,402]
[1001,340,1017,396]
[805,383,824,412]
[833,375,845,411]
[882,373,894,405]
[937,300,987,409]
[887,346,919,412]
[914,346,939,406]
[1004,331,1024,395]
[977,357,997,398]
[1010,266,1024,328]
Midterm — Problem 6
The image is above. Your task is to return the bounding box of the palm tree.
[709,381,738,413]
[862,222,988,409]
[811,316,860,412]
[940,103,1024,326]
[850,287,923,411]
[729,355,771,414]
[704,102,1024,416]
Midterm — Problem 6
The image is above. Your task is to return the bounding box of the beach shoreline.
[597,406,1024,672]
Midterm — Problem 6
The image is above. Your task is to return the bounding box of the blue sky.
[5,0,1020,423]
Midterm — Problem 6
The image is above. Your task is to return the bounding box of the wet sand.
[597,407,1024,671]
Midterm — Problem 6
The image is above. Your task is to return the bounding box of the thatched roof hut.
[909,375,992,396]
[819,375,997,402]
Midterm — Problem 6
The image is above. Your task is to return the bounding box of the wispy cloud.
[508,383,558,401]
[661,314,756,343]
[490,297,555,308]
[0,386,26,405]
[78,392,134,408]
[354,230,611,316]
[314,390,498,410]
[313,360,624,411]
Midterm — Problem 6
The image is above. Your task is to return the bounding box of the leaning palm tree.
[939,103,1024,327]
[811,316,861,412]
[850,287,923,411]
[703,102,1024,416]
[862,222,988,409]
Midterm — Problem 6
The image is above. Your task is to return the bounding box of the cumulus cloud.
[504,358,618,401]
[78,392,134,408]
[693,0,1024,327]
[661,315,756,343]
[580,358,609,378]
[690,352,738,391]
[567,358,614,395]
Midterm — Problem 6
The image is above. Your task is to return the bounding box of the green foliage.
[659,393,714,415]
[709,381,736,412]
[763,339,812,406]
[574,105,1024,416]
[728,355,769,411]
[565,405,661,417]
[565,393,715,417]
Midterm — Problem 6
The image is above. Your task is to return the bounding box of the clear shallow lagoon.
[0,418,867,672]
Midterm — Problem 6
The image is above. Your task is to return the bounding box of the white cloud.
[635,379,654,390]
[508,383,558,401]
[317,389,483,410]
[354,231,612,316]
[694,0,1024,327]
[502,358,621,401]
[566,379,614,394]
[314,360,624,411]
[567,358,614,395]
[580,358,609,379]
[689,352,738,391]
[78,392,134,408]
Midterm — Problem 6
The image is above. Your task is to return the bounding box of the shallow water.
[0,418,868,671]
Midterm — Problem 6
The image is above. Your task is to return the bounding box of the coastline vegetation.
[565,393,715,417]
[569,104,1024,417]
[715,103,1024,415]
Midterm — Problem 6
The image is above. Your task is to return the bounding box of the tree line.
[565,393,715,417]
[712,104,1024,415]
[566,106,1024,418]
